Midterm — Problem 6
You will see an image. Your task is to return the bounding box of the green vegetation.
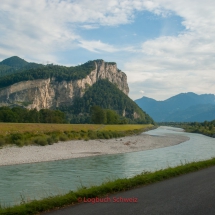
[90,106,128,124]
[0,60,95,88]
[0,123,153,147]
[0,123,102,134]
[0,56,44,78]
[0,106,66,123]
[1,158,215,214]
[60,80,155,125]
[0,57,155,124]
[158,121,215,137]
[0,56,29,68]
[182,121,215,137]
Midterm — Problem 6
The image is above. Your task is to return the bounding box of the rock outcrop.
[0,60,129,110]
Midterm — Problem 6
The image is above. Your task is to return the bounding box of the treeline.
[157,122,190,127]
[158,121,215,137]
[182,120,215,137]
[0,61,95,88]
[61,79,155,124]
[0,106,66,123]
[91,106,128,124]
[0,106,128,125]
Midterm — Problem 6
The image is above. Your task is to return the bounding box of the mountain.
[62,79,154,124]
[0,56,44,77]
[0,57,153,124]
[0,56,28,68]
[135,92,215,122]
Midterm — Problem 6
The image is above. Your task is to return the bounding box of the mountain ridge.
[0,57,129,109]
[0,56,154,124]
[135,92,215,122]
[0,56,44,77]
[0,56,28,68]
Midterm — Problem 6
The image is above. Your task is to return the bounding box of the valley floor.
[0,133,189,166]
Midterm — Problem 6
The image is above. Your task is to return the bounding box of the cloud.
[0,0,82,62]
[0,0,164,62]
[78,40,119,53]
[123,0,215,100]
[81,25,99,30]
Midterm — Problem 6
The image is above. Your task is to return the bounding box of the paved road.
[42,166,215,215]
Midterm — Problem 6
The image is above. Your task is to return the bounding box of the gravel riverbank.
[0,133,189,166]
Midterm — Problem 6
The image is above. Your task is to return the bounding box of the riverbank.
[0,132,189,166]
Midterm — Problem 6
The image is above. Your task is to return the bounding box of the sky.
[0,0,215,101]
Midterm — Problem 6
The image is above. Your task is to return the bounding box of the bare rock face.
[0,60,129,110]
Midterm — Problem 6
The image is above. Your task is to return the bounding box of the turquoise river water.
[0,126,215,206]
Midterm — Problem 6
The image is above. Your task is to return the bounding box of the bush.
[34,137,48,146]
[50,134,59,143]
[107,131,113,138]
[15,140,25,147]
[59,134,68,141]
[103,131,110,139]
[80,132,86,138]
[88,131,97,139]
[9,133,24,143]
[0,138,5,147]
[97,131,104,139]
[47,137,55,145]
[67,133,75,139]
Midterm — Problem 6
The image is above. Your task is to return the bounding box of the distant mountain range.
[135,92,215,122]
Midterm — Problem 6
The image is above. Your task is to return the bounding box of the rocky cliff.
[0,60,129,110]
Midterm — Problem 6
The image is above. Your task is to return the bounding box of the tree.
[90,106,106,124]
[106,109,119,124]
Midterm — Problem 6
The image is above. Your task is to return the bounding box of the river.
[0,126,215,206]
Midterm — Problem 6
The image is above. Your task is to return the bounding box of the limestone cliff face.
[0,60,129,110]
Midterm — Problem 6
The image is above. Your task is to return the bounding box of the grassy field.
[0,123,101,135]
[0,123,153,135]
[0,123,154,147]
[102,124,152,131]
[1,158,215,215]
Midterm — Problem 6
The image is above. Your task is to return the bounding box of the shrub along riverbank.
[158,121,215,138]
[1,158,215,215]
[0,123,154,147]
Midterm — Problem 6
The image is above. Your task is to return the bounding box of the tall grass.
[0,123,154,147]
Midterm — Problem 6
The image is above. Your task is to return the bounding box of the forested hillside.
[0,57,155,124]
[60,79,154,124]
[0,56,44,78]
[0,58,95,88]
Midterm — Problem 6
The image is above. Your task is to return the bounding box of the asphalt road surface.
[42,166,215,215]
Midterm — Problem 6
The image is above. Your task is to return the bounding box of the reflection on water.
[0,126,215,206]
